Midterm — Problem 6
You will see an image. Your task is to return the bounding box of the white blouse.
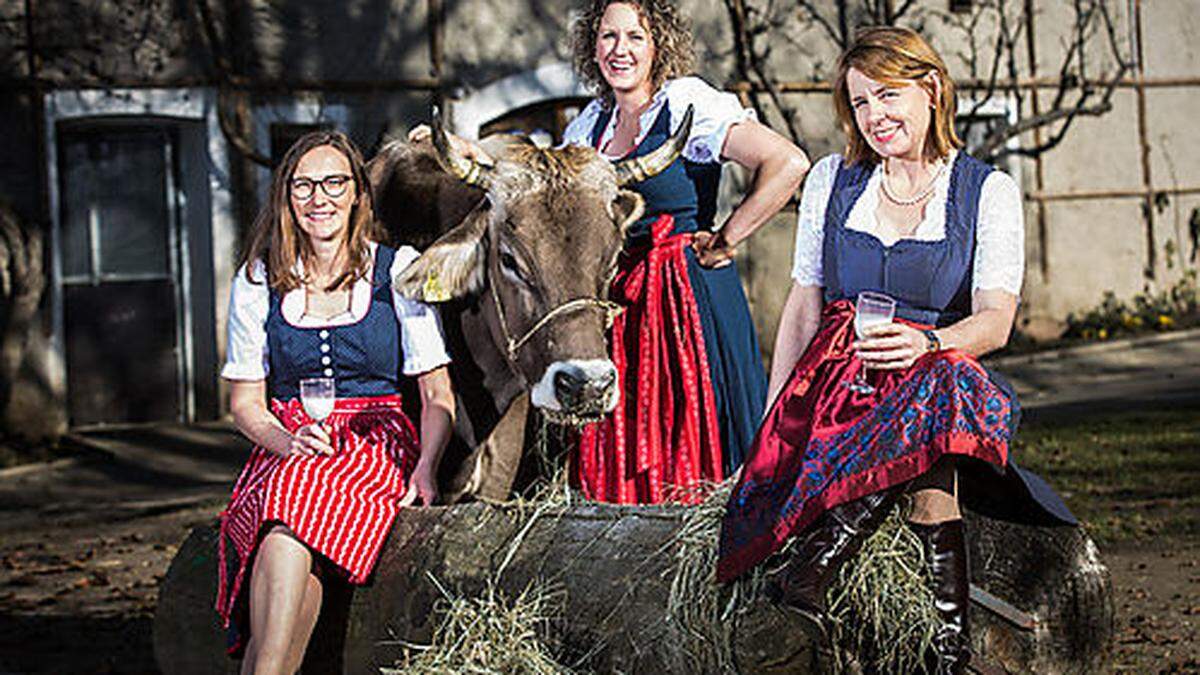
[562,76,756,163]
[221,243,451,381]
[791,153,1025,295]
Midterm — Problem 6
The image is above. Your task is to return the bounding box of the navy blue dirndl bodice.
[823,153,990,327]
[266,245,403,401]
[589,104,722,243]
[588,97,768,474]
[822,154,1076,526]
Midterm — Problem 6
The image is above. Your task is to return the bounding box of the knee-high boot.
[910,519,971,675]
[766,487,902,615]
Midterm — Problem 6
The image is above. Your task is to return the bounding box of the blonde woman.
[718,27,1075,673]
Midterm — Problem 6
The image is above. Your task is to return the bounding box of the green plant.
[1063,269,1198,340]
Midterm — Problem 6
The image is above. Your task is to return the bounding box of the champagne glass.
[299,377,336,426]
[846,291,896,395]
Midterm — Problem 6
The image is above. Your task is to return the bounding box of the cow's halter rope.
[488,279,622,363]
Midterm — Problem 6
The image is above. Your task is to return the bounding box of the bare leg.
[239,637,258,675]
[242,525,315,675]
[908,459,960,524]
[282,572,323,674]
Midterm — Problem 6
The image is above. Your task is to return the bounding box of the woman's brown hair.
[239,130,383,293]
[569,0,695,107]
[833,26,963,165]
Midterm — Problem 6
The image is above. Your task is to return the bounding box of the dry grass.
[385,574,572,675]
[662,479,768,674]
[825,502,939,674]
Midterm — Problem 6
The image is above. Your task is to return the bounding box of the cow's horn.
[431,106,491,189]
[614,104,694,186]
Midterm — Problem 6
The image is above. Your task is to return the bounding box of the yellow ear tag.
[423,271,451,302]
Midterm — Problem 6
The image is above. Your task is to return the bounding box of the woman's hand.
[691,231,736,268]
[400,463,439,506]
[853,322,929,370]
[285,423,335,457]
[407,125,495,165]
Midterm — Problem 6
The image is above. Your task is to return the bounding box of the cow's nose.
[554,365,618,411]
[554,367,589,409]
[591,369,616,394]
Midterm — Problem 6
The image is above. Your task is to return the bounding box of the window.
[480,97,593,145]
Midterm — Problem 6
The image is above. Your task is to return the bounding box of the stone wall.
[2,0,1197,431]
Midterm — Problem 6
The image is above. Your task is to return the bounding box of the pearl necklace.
[880,159,946,206]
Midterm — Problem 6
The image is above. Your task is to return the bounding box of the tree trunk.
[0,203,44,419]
[154,504,1112,674]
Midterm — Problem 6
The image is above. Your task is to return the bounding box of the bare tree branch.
[796,1,846,50]
[186,0,270,167]
[934,0,1133,162]
[723,0,804,145]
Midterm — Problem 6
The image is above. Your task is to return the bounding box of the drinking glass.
[846,291,896,395]
[299,377,336,426]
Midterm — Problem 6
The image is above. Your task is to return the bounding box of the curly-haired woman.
[563,0,810,504]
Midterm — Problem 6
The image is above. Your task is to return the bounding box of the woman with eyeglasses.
[215,130,455,674]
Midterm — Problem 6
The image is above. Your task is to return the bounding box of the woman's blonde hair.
[833,26,962,165]
[570,0,695,108]
[239,130,384,293]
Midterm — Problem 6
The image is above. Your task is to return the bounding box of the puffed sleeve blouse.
[221,243,451,381]
[561,76,756,162]
[791,153,1025,296]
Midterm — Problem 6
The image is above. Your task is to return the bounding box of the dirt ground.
[0,489,1196,674]
[0,499,216,675]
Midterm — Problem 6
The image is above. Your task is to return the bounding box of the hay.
[824,502,939,674]
[386,573,573,675]
[387,419,583,674]
[662,479,765,674]
[390,411,942,675]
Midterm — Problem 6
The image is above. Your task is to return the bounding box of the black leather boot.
[767,487,902,615]
[910,519,971,675]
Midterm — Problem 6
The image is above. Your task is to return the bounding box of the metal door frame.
[53,118,194,427]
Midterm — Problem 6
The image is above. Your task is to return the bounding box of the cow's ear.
[612,189,645,236]
[393,206,489,302]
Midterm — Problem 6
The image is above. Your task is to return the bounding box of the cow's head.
[391,109,692,424]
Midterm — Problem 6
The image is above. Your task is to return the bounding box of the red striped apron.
[574,214,724,504]
[215,394,417,628]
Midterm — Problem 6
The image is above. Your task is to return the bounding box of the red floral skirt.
[216,394,417,636]
[717,301,1013,582]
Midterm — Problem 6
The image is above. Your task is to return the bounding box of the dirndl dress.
[718,153,1076,582]
[215,244,430,653]
[564,77,769,504]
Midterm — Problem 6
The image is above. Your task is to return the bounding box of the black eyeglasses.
[290,174,354,200]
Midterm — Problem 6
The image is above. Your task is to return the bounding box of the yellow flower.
[1158,314,1175,328]
[1098,328,1108,339]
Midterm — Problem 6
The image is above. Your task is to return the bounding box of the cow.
[367,110,693,501]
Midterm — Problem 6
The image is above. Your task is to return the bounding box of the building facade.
[1,0,1196,434]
